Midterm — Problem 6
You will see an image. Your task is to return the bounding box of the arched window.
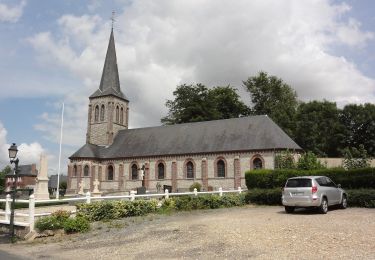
[107,165,114,181]
[158,163,165,179]
[94,105,99,122]
[131,164,138,180]
[84,165,89,177]
[186,161,194,179]
[217,159,225,178]
[253,158,263,170]
[73,165,77,177]
[116,106,119,123]
[100,105,105,121]
[120,107,124,125]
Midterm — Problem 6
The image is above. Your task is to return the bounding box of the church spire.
[90,28,128,101]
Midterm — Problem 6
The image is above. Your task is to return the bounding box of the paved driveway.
[0,206,374,259]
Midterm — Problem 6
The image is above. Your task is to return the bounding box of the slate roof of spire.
[70,115,302,159]
[90,29,128,101]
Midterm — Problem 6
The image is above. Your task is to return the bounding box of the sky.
[0,0,374,174]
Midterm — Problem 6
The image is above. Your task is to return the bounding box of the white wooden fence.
[0,187,244,232]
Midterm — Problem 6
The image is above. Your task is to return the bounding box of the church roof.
[70,115,302,159]
[90,29,128,101]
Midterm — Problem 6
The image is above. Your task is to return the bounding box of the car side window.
[325,177,336,187]
[316,177,327,186]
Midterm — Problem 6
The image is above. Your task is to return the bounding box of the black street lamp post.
[8,143,19,242]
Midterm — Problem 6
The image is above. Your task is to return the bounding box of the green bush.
[35,210,71,231]
[172,194,246,211]
[347,189,375,208]
[244,189,282,205]
[63,216,90,233]
[189,182,202,192]
[245,168,375,189]
[77,199,158,221]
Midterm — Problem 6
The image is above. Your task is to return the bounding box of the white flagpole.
[56,102,64,199]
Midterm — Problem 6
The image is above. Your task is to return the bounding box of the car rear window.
[286,178,312,187]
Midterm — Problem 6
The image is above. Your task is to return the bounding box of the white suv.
[281,176,348,214]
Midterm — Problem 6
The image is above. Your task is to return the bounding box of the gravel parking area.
[1,206,374,259]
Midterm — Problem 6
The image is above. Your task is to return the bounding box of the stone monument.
[91,179,102,197]
[34,154,50,200]
[78,180,85,195]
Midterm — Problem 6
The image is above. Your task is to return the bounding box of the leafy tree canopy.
[161,84,249,125]
[343,144,370,169]
[339,103,375,156]
[0,166,11,192]
[243,71,298,138]
[297,152,326,170]
[295,100,344,157]
[275,150,296,169]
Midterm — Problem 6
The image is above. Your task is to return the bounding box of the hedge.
[245,189,375,208]
[245,168,375,189]
[171,194,246,211]
[76,199,159,221]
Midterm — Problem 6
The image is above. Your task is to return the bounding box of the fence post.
[86,191,91,204]
[219,187,223,197]
[29,194,35,232]
[5,194,11,222]
[238,186,242,194]
[194,188,198,196]
[165,189,169,199]
[130,190,136,201]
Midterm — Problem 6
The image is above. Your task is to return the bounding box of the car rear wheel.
[340,195,347,209]
[285,206,295,213]
[319,198,328,214]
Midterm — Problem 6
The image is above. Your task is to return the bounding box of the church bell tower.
[86,28,129,146]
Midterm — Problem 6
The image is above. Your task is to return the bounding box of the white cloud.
[27,0,375,149]
[0,0,26,23]
[0,121,46,169]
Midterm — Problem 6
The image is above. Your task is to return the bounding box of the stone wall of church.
[87,96,128,146]
[67,150,279,194]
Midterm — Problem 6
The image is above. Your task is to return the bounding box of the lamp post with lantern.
[8,143,19,242]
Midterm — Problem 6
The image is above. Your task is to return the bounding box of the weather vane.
[111,11,116,29]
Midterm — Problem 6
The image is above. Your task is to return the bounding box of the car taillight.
[312,186,318,194]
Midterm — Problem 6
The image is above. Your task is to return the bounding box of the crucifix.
[111,11,116,29]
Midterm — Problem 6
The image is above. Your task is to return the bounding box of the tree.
[161,84,250,125]
[297,152,326,170]
[343,144,370,169]
[294,100,344,157]
[0,166,11,192]
[339,103,375,156]
[209,86,251,119]
[243,71,298,138]
[275,150,296,169]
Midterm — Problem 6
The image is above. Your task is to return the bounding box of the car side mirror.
[337,184,341,188]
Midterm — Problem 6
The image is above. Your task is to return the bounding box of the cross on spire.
[111,11,116,29]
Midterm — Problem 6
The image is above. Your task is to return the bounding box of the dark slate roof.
[70,115,302,159]
[48,174,68,189]
[90,29,128,101]
[6,164,37,177]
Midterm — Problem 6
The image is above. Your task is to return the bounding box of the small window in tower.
[120,107,124,125]
[73,165,77,177]
[100,105,105,121]
[94,105,99,122]
[116,106,119,123]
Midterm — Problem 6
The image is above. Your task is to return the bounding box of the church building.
[66,29,302,194]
